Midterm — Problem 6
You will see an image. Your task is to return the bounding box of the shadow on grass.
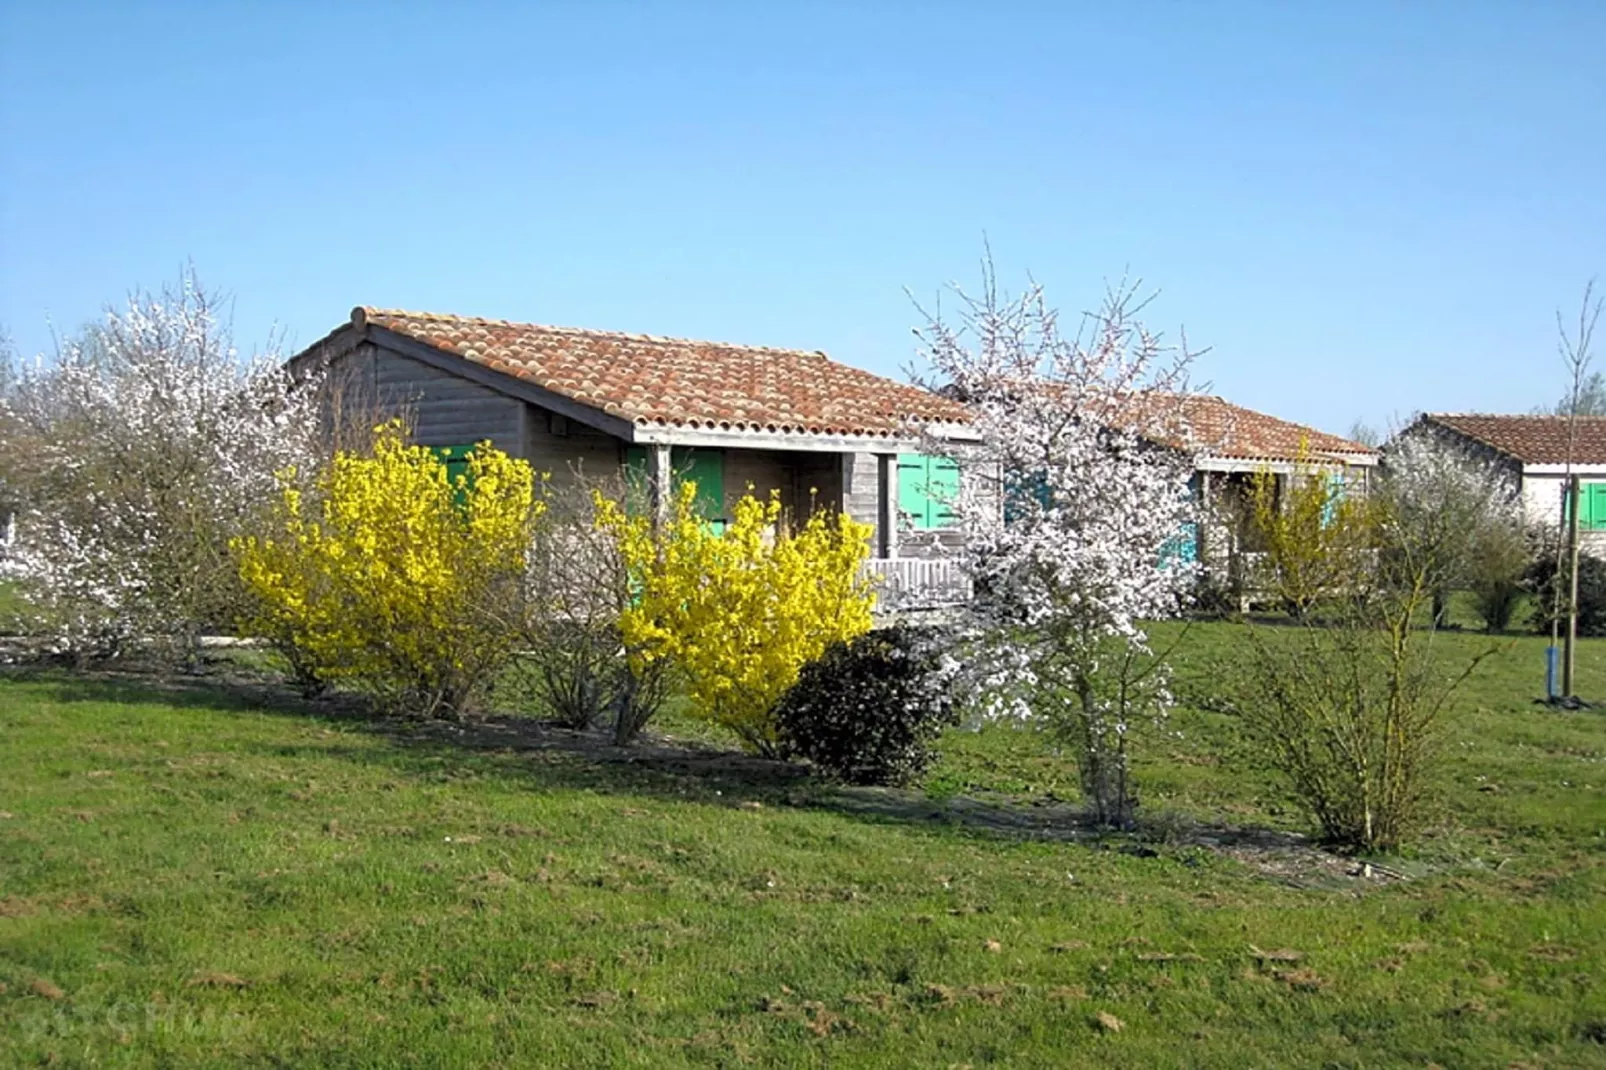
[5,665,1369,883]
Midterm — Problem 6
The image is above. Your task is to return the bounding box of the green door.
[674,448,725,532]
[431,445,477,503]
[624,446,726,532]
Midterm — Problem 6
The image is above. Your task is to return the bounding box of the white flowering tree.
[0,273,323,663]
[1381,431,1530,630]
[913,264,1201,827]
[0,333,20,551]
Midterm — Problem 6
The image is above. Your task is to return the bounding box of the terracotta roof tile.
[1420,413,1606,465]
[354,307,969,439]
[1129,392,1378,464]
[335,307,1364,462]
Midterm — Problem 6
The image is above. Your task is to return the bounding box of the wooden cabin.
[1394,413,1606,555]
[291,307,978,609]
[1141,393,1380,604]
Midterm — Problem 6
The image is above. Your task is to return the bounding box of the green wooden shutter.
[672,447,726,534]
[1563,481,1606,531]
[1589,483,1606,531]
[898,453,959,530]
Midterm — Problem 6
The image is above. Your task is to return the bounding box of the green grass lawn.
[2,623,1604,1067]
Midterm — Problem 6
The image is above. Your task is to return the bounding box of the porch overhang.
[1193,452,1379,475]
[629,420,980,454]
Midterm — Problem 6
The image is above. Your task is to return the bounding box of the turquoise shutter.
[1161,522,1199,567]
[1004,470,1050,524]
[1321,472,1345,527]
[898,454,932,528]
[1162,475,1200,566]
[898,454,959,529]
[929,456,960,527]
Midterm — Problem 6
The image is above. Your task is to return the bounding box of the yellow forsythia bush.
[1249,443,1374,619]
[595,481,876,753]
[234,422,544,718]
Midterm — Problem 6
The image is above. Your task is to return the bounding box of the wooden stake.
[1564,475,1581,699]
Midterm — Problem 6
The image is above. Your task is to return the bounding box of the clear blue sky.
[3,1,1602,437]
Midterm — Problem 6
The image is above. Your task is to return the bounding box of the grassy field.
[2,622,1604,1067]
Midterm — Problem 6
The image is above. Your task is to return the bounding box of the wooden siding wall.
[790,451,843,522]
[724,449,789,517]
[313,339,382,449]
[1195,465,1371,581]
[374,349,524,452]
[321,342,630,481]
[524,409,626,488]
[724,449,842,523]
[843,452,883,551]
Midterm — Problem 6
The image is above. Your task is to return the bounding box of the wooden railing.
[862,557,973,610]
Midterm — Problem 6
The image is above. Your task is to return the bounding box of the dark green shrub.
[775,625,959,786]
[1529,550,1606,638]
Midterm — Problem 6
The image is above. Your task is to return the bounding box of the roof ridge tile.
[360,306,833,362]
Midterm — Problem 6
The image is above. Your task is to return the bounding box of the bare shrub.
[516,470,667,743]
[1219,499,1497,852]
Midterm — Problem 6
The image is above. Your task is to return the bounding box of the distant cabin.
[1395,413,1606,552]
[1106,394,1378,606]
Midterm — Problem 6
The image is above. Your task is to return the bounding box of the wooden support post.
[1564,475,1581,699]
[877,453,899,559]
[648,443,672,531]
